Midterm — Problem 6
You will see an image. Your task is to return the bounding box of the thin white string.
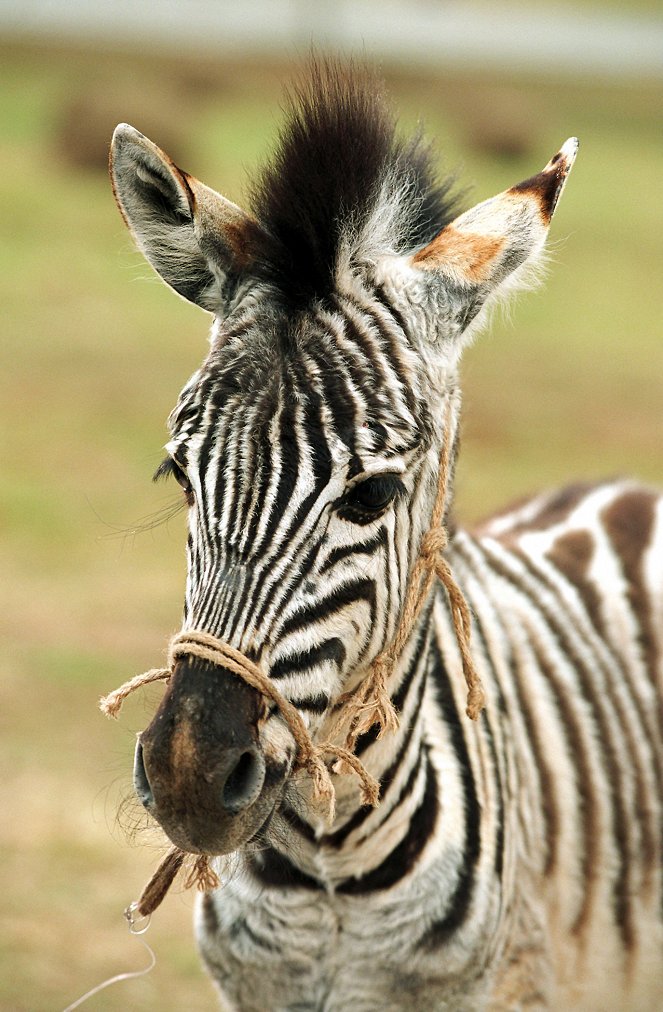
[61,909,156,1012]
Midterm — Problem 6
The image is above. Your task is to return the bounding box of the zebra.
[109,63,663,1010]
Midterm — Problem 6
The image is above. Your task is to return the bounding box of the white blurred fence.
[1,0,662,78]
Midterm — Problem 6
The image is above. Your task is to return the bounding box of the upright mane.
[249,60,460,307]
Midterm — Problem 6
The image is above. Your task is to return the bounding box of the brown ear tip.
[508,137,578,220]
[540,137,578,180]
[551,136,579,173]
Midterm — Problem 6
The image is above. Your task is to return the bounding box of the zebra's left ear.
[406,138,578,338]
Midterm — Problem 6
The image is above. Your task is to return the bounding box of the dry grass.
[1,37,661,1009]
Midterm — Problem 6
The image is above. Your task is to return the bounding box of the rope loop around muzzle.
[100,629,380,824]
[100,630,382,918]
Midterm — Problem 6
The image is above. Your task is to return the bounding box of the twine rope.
[100,401,484,915]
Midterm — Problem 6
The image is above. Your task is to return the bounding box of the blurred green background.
[1,12,662,1009]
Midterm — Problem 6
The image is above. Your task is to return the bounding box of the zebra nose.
[134,658,277,853]
[221,747,266,814]
[133,734,266,817]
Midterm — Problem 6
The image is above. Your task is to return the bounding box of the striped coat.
[193,481,663,1011]
[110,64,663,1010]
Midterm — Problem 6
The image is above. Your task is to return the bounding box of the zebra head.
[110,67,576,856]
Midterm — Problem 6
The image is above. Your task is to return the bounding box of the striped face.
[165,292,446,717]
[137,287,455,855]
[110,113,575,854]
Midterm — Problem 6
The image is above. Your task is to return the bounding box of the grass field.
[1,37,662,1010]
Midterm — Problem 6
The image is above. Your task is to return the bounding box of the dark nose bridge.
[135,657,267,852]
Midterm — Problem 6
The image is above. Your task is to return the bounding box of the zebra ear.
[407,138,578,335]
[110,124,266,313]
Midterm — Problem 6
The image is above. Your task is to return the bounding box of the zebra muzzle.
[134,656,287,855]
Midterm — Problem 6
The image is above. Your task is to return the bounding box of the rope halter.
[100,403,485,914]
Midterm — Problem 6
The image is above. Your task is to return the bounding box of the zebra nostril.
[133,739,154,809]
[222,748,266,815]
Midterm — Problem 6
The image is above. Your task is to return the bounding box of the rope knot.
[420,526,448,562]
[330,650,401,755]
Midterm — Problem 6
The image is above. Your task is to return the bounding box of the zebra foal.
[109,64,663,1010]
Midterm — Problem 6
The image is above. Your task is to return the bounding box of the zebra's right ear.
[110,124,266,313]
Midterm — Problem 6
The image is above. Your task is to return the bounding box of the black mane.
[249,60,459,307]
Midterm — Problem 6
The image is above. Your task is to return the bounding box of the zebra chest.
[195,880,488,1011]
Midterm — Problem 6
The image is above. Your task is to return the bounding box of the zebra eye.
[154,457,193,501]
[172,463,192,495]
[342,475,401,517]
